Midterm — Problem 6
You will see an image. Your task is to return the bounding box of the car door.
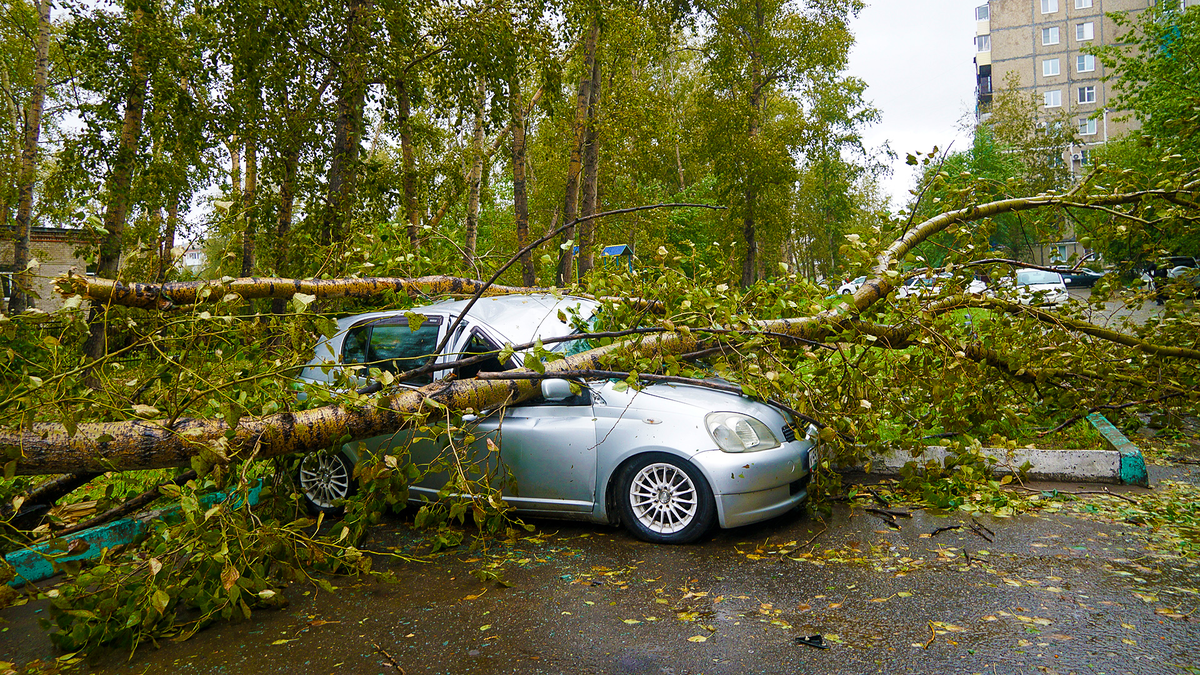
[339,313,449,471]
[474,393,599,514]
[422,327,600,514]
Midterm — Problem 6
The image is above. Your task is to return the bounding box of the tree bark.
[397,77,421,249]
[61,274,554,310]
[156,193,179,282]
[741,57,762,288]
[8,0,51,314]
[322,0,373,247]
[509,74,535,286]
[556,18,599,286]
[463,76,486,269]
[83,6,153,363]
[577,54,602,281]
[271,145,299,315]
[239,136,258,277]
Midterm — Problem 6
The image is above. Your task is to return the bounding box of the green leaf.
[522,352,545,374]
[151,589,171,615]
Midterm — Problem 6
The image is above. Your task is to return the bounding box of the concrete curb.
[840,413,1149,487]
[854,445,1137,485]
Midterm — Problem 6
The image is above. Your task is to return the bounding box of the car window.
[343,316,443,385]
[454,332,510,379]
[1017,270,1061,285]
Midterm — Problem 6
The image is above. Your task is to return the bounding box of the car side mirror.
[541,378,575,401]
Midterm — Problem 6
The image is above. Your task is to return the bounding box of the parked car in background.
[1052,266,1105,288]
[837,276,866,295]
[1141,256,1199,303]
[896,273,951,299]
[998,268,1069,306]
[297,294,818,544]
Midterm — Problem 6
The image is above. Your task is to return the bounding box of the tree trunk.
[397,78,421,249]
[271,145,299,315]
[322,0,373,247]
[83,7,153,363]
[556,18,599,286]
[8,0,51,314]
[509,74,535,286]
[240,137,258,278]
[463,77,486,269]
[157,193,179,282]
[577,55,603,281]
[740,60,762,288]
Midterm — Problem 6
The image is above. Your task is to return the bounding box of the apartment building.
[973,0,1153,265]
[974,0,1152,161]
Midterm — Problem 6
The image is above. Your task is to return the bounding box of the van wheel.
[616,453,715,544]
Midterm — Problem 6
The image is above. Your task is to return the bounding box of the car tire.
[298,450,357,515]
[616,453,716,544]
[840,290,851,295]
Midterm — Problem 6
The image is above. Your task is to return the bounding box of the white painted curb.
[857,446,1122,484]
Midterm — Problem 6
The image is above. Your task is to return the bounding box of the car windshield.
[1017,270,1061,285]
[548,310,599,357]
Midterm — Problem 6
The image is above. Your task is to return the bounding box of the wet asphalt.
[2,462,1198,675]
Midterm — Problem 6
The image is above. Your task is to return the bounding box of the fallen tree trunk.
[56,274,549,311]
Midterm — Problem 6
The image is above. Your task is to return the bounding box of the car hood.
[596,379,794,428]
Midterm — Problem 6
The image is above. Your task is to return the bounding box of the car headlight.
[705,412,781,453]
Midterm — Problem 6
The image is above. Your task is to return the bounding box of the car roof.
[337,293,599,344]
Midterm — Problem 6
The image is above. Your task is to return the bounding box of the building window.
[1078,85,1096,103]
[1042,0,1058,13]
[1051,244,1068,262]
[976,34,991,51]
[1077,54,1096,72]
[1043,58,1061,76]
[1042,26,1060,45]
[1076,22,1094,40]
[1080,149,1089,164]
[979,75,993,94]
[976,4,990,20]
[1044,89,1062,107]
[1079,117,1097,135]
[1075,0,1092,7]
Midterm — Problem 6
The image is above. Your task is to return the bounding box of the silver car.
[297,294,817,544]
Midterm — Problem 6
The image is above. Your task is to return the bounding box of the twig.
[865,508,900,529]
[930,525,962,537]
[800,523,828,551]
[967,521,994,543]
[372,641,405,673]
[971,518,995,537]
[923,620,937,649]
[865,487,890,507]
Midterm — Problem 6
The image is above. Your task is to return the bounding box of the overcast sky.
[846,1,980,207]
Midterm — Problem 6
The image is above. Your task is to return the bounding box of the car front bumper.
[694,441,815,528]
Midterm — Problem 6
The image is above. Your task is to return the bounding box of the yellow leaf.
[687,635,708,643]
[623,619,642,625]
[897,592,913,598]
[479,625,491,631]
